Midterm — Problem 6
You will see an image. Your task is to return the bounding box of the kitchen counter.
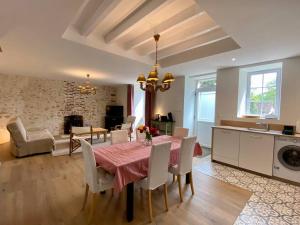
[213,126,300,138]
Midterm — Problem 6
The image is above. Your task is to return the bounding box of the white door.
[194,77,216,148]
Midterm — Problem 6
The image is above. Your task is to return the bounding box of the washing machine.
[273,136,300,183]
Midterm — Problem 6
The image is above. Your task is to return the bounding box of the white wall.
[115,85,127,119]
[215,56,300,126]
[154,77,185,127]
[183,76,196,135]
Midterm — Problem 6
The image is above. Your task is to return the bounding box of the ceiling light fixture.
[137,34,175,92]
[232,57,236,61]
[78,74,97,95]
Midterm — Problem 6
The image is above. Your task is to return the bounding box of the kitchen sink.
[247,127,269,132]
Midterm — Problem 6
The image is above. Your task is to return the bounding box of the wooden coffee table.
[92,127,108,142]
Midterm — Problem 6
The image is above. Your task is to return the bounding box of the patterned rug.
[195,156,300,225]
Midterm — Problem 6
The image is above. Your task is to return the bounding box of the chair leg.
[82,184,89,211]
[190,172,195,195]
[88,193,98,224]
[163,183,168,211]
[172,174,176,183]
[111,188,114,197]
[177,175,183,203]
[148,190,153,222]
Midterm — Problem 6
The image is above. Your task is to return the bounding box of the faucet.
[256,122,270,131]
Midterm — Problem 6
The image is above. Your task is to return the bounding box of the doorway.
[194,76,216,149]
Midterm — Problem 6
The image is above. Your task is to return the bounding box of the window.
[238,63,282,119]
[196,78,216,122]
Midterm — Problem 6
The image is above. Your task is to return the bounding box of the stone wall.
[0,74,116,137]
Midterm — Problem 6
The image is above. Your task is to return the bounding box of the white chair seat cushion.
[168,164,179,175]
[136,177,149,190]
[97,167,114,191]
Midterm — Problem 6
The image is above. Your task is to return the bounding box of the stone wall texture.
[0,74,117,136]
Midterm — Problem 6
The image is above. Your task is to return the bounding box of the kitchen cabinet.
[239,132,274,175]
[212,128,240,166]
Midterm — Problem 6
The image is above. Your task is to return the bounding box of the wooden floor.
[0,147,251,225]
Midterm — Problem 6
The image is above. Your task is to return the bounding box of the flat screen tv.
[106,105,123,117]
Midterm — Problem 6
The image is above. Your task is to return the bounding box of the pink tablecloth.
[93,135,201,192]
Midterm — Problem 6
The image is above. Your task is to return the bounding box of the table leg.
[104,132,107,142]
[126,182,134,222]
[185,172,191,184]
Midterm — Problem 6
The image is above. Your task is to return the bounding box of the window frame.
[245,68,282,118]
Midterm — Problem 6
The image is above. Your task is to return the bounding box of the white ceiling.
[1,0,300,85]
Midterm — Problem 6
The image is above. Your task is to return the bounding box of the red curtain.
[127,84,134,116]
[145,90,155,126]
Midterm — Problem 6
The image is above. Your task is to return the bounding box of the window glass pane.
[262,102,276,116]
[263,72,277,87]
[250,74,263,88]
[249,102,260,115]
[262,87,276,102]
[250,88,262,102]
[197,79,216,91]
[262,87,276,116]
[197,91,215,122]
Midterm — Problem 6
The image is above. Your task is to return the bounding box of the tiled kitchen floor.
[195,156,300,225]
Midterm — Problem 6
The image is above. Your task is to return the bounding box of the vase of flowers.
[144,127,152,146]
[137,125,159,145]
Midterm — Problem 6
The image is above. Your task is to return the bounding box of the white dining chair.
[136,129,146,141]
[114,115,136,141]
[169,136,197,202]
[138,142,172,222]
[80,139,114,222]
[173,127,189,138]
[111,129,128,144]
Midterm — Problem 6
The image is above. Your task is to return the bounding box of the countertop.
[213,126,300,138]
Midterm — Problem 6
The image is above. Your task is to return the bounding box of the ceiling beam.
[159,37,240,67]
[77,0,121,37]
[104,0,170,43]
[136,14,217,56]
[124,5,203,50]
[152,28,228,59]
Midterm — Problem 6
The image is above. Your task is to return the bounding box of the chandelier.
[137,34,175,92]
[78,74,97,95]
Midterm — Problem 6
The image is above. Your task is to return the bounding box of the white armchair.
[6,117,55,157]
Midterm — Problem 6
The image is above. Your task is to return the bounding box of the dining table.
[93,135,202,222]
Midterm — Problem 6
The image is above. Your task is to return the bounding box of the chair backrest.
[126,115,136,124]
[178,136,197,175]
[80,139,98,192]
[6,117,27,146]
[173,127,189,138]
[111,130,128,144]
[148,142,172,189]
[121,123,131,131]
[136,129,146,141]
[71,126,92,134]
